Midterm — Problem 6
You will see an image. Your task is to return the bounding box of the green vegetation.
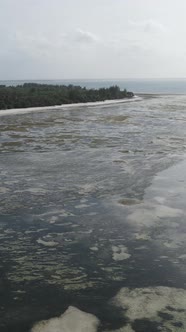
[0,83,134,110]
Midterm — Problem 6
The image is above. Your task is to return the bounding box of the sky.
[1,0,186,79]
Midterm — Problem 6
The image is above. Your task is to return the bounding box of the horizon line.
[2,77,186,81]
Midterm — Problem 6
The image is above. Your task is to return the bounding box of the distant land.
[1,79,186,94]
[0,83,134,110]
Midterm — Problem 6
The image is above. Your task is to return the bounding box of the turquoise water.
[1,79,186,94]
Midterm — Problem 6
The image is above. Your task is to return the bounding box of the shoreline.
[0,95,141,117]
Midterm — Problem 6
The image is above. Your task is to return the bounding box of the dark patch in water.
[118,198,142,205]
[166,306,186,313]
[171,321,183,328]
[158,311,174,320]
[131,319,161,332]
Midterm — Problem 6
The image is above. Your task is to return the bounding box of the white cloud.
[14,32,53,57]
[129,19,167,33]
[1,0,186,79]
[73,29,99,44]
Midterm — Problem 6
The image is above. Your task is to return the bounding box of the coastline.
[0,95,141,117]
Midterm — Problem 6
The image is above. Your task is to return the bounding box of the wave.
[0,96,142,117]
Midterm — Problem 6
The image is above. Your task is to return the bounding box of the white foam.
[49,216,58,224]
[0,187,10,193]
[36,238,58,247]
[127,204,183,226]
[113,286,186,330]
[135,233,151,241]
[179,254,186,260]
[75,204,90,209]
[25,188,48,195]
[112,245,131,261]
[90,246,99,251]
[0,96,142,117]
[31,306,100,332]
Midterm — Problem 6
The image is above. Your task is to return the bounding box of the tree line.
[0,83,134,110]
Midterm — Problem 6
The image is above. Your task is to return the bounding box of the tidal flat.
[1,95,186,331]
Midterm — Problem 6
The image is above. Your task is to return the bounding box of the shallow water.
[1,95,186,331]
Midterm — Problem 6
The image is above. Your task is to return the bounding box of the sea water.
[1,94,186,331]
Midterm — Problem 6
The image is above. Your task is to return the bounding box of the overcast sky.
[1,0,186,79]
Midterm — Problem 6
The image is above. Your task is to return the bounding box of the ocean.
[1,93,186,331]
[1,78,186,94]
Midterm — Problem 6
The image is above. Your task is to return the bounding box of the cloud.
[0,27,100,66]
[129,19,167,33]
[11,32,51,58]
[7,31,69,60]
[73,29,99,44]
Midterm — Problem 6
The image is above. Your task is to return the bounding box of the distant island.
[0,83,134,110]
